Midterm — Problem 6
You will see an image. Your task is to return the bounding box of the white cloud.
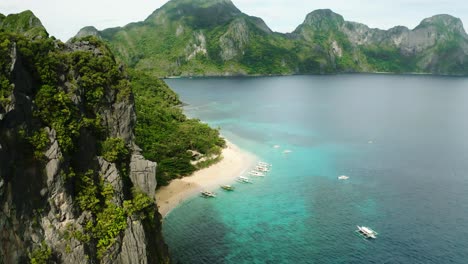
[1,0,467,40]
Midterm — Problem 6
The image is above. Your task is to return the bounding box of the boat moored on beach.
[356,226,378,239]
[221,185,235,191]
[255,166,270,172]
[201,191,216,198]
[258,161,271,167]
[249,170,265,177]
[237,176,252,183]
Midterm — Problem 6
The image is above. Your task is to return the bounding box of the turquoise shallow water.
[163,75,468,263]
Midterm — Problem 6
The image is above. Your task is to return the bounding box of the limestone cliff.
[0,12,169,264]
[293,9,468,74]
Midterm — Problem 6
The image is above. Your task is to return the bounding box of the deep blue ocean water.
[163,75,468,264]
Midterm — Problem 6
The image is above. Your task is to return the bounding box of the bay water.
[163,75,468,263]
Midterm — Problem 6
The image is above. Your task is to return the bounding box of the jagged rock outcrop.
[75,26,102,39]
[219,18,250,60]
[0,11,169,264]
[130,154,157,199]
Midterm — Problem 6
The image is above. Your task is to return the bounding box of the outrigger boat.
[236,176,252,183]
[338,175,349,180]
[258,161,271,167]
[255,166,270,172]
[220,185,235,191]
[200,191,216,198]
[356,226,378,239]
[249,170,265,177]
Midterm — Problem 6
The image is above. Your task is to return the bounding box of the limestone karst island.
[2,0,468,263]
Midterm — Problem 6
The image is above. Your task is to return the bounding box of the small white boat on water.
[338,175,349,180]
[249,170,265,177]
[273,145,281,149]
[283,150,292,154]
[237,176,252,183]
[201,191,216,198]
[356,226,378,239]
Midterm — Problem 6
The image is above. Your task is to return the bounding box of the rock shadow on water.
[163,198,232,264]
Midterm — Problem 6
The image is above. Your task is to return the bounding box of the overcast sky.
[1,0,467,41]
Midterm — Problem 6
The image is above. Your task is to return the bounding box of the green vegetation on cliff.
[0,13,169,261]
[0,35,13,106]
[1,31,147,260]
[10,29,222,257]
[131,71,225,185]
[6,34,129,155]
[75,169,156,259]
[29,241,52,264]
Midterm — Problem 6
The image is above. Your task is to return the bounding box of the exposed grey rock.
[101,100,137,145]
[45,128,62,187]
[10,42,16,72]
[118,218,148,264]
[67,40,103,56]
[0,178,3,197]
[186,31,207,61]
[176,24,184,36]
[130,154,157,199]
[220,18,249,61]
[98,156,124,204]
[74,26,101,40]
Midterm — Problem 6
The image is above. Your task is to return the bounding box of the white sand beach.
[155,141,257,218]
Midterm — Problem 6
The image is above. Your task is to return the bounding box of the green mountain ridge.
[0,10,48,38]
[75,1,468,76]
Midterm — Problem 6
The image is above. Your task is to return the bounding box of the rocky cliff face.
[75,26,101,39]
[293,9,468,74]
[0,12,169,264]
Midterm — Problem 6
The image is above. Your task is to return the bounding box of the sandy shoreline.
[155,141,257,218]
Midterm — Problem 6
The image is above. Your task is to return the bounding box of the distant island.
[76,0,468,77]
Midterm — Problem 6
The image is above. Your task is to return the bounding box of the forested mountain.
[77,0,468,76]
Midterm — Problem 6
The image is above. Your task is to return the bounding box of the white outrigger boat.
[338,175,349,180]
[356,226,378,239]
[258,161,271,167]
[237,176,252,183]
[200,191,216,198]
[220,185,235,191]
[255,166,270,172]
[249,170,265,177]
